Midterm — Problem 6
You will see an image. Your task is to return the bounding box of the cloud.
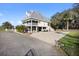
[0,13,3,17]
[18,20,22,25]
[9,20,14,25]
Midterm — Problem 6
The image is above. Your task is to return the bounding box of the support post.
[31,19,32,33]
[36,26,37,32]
[42,27,43,32]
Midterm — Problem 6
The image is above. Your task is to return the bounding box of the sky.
[0,3,73,26]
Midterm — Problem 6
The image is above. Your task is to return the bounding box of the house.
[23,11,54,32]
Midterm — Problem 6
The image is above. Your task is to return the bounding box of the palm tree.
[63,10,74,31]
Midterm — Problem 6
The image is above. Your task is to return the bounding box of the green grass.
[58,31,79,56]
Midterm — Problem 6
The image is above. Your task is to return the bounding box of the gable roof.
[26,10,48,22]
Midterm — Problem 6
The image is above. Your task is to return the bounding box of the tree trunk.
[67,20,69,31]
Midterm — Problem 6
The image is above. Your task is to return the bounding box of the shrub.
[0,26,5,32]
[16,25,27,33]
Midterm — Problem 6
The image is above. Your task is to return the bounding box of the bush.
[16,25,27,33]
[0,26,5,32]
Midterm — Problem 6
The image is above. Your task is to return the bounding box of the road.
[0,31,66,56]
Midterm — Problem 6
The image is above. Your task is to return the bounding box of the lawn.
[58,31,79,56]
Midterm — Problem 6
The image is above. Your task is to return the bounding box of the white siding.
[38,21,48,27]
[23,23,28,26]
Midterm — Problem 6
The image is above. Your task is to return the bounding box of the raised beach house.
[23,11,54,32]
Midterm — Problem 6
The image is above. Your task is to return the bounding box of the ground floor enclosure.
[27,26,47,32]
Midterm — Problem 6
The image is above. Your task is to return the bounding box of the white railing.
[27,23,38,26]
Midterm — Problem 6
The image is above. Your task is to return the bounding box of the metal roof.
[25,10,48,22]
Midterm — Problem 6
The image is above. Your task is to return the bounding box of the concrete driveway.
[0,31,66,56]
[31,32,66,45]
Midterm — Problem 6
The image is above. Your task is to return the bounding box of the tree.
[72,3,79,29]
[50,8,79,30]
[73,3,79,9]
[2,21,14,29]
[63,10,74,30]
[50,12,63,30]
[16,25,27,33]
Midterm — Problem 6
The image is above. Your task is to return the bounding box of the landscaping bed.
[58,31,79,56]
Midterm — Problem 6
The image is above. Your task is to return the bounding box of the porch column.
[42,27,43,31]
[31,19,32,33]
[36,26,38,32]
